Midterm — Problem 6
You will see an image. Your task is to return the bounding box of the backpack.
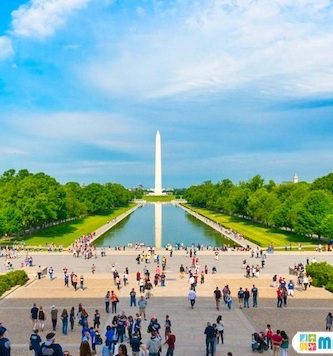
[40,345,55,355]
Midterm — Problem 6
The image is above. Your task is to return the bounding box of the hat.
[0,326,7,335]
[45,332,55,346]
[51,305,56,309]
[46,332,55,340]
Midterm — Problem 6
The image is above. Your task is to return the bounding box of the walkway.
[1,252,333,355]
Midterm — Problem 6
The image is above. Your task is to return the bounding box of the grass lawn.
[186,205,321,249]
[2,204,136,247]
[143,195,175,202]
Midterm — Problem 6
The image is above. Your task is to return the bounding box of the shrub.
[325,282,333,293]
[306,262,333,292]
[0,270,29,297]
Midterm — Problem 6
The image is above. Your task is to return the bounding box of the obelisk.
[154,130,163,195]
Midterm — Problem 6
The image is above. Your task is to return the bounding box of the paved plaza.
[1,250,333,355]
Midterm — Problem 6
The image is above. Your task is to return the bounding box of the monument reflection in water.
[95,203,235,248]
[155,203,162,248]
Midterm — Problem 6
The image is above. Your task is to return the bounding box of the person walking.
[105,291,110,313]
[204,322,216,356]
[226,294,232,310]
[61,309,68,335]
[31,304,39,330]
[214,287,222,311]
[138,296,147,320]
[326,312,333,331]
[216,315,224,345]
[37,307,46,332]
[38,332,63,355]
[50,305,58,331]
[251,284,258,307]
[164,329,176,356]
[188,288,196,309]
[29,329,41,356]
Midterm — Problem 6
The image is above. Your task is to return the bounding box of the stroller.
[251,332,269,353]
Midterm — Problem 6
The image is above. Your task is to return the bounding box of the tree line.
[184,173,333,239]
[0,169,132,236]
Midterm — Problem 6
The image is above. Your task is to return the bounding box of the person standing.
[188,288,196,309]
[93,310,101,329]
[164,315,171,340]
[280,330,289,356]
[287,280,294,297]
[216,315,224,345]
[271,330,282,356]
[164,329,176,356]
[237,288,244,309]
[130,289,137,307]
[251,285,258,307]
[265,324,273,350]
[243,288,250,308]
[50,305,58,331]
[61,309,68,335]
[138,296,147,320]
[204,322,216,356]
[0,326,10,356]
[303,275,309,290]
[130,331,144,356]
[70,307,75,332]
[276,288,283,308]
[105,291,110,313]
[326,312,333,331]
[146,331,161,356]
[80,275,85,290]
[214,287,222,311]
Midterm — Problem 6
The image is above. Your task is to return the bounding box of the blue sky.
[1,0,333,188]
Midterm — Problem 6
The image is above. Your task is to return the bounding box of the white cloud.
[11,0,90,39]
[6,111,154,154]
[0,36,14,60]
[83,0,333,99]
[0,146,27,156]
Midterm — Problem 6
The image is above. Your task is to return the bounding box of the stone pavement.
[0,251,333,355]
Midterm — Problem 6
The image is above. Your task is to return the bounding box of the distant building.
[293,173,299,184]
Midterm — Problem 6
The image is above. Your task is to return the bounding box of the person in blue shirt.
[287,280,294,297]
[38,332,63,356]
[29,329,41,356]
[0,326,11,356]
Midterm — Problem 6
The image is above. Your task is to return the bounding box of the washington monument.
[154,130,165,195]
